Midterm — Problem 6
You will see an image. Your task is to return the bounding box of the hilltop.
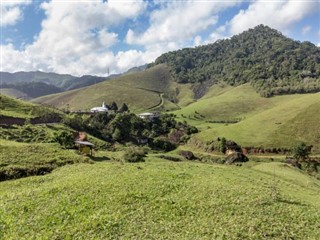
[152,25,320,97]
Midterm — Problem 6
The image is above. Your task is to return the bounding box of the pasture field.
[1,157,320,239]
[171,85,320,150]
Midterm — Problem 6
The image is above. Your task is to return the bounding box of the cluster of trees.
[63,112,198,151]
[105,101,129,112]
[150,25,320,97]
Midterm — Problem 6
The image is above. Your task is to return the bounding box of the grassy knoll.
[33,64,178,112]
[167,84,320,149]
[0,158,319,239]
[197,92,320,149]
[173,84,311,126]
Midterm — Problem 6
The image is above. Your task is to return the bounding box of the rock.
[179,150,196,160]
[225,152,249,164]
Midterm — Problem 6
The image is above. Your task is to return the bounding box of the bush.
[123,147,146,163]
[53,130,74,148]
[293,142,311,161]
[152,137,176,151]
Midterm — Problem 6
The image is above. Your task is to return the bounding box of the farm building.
[90,102,108,113]
[138,112,160,121]
[75,141,94,156]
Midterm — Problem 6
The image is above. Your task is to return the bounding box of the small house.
[138,112,160,121]
[90,102,108,113]
[75,140,94,156]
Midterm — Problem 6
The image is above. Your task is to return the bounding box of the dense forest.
[151,25,320,97]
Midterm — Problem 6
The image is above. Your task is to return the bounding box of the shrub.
[53,130,74,148]
[152,137,176,151]
[293,142,311,161]
[123,147,146,163]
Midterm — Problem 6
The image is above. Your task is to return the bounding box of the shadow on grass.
[89,156,111,162]
[277,198,308,206]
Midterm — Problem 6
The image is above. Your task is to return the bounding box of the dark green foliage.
[293,142,311,161]
[220,137,227,154]
[152,137,176,151]
[110,102,118,111]
[64,112,196,151]
[151,25,320,97]
[119,103,129,112]
[123,147,146,163]
[53,130,74,148]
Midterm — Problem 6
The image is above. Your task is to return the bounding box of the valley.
[1,25,320,239]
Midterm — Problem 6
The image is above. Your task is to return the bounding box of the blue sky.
[1,0,319,76]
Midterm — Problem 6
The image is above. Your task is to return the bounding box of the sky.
[1,0,319,76]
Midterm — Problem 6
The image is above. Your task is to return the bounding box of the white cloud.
[126,1,240,46]
[1,0,146,76]
[229,0,318,35]
[0,0,31,27]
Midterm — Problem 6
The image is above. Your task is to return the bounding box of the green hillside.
[33,64,178,112]
[152,25,320,97]
[1,158,319,239]
[0,94,45,118]
[177,85,320,149]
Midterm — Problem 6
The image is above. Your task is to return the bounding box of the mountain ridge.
[151,25,320,97]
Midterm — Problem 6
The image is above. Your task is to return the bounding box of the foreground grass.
[1,158,319,239]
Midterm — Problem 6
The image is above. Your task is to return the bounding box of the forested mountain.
[151,25,320,97]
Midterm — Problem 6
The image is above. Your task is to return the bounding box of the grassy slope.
[170,84,320,149]
[197,92,320,148]
[0,158,319,239]
[0,94,40,118]
[0,88,30,100]
[33,64,178,113]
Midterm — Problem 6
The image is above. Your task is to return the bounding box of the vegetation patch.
[0,140,92,181]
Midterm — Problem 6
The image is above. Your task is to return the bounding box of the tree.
[293,142,311,161]
[110,102,118,111]
[219,137,227,154]
[119,103,129,112]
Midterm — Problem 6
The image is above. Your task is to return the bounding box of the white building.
[90,102,108,113]
[138,112,160,121]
